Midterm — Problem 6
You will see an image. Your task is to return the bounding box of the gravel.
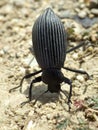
[0,0,98,130]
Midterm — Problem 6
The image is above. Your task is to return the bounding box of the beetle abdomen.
[32,8,67,69]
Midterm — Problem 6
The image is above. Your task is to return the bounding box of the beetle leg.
[66,41,89,54]
[63,77,72,111]
[63,67,89,79]
[21,76,49,107]
[20,76,42,106]
[29,76,42,101]
[29,76,48,105]
[9,70,42,93]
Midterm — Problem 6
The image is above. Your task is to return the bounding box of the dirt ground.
[0,0,98,130]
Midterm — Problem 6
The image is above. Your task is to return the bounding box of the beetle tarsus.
[9,85,21,93]
[67,99,72,112]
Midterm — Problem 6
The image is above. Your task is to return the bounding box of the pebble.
[87,46,93,53]
[78,10,87,18]
[74,8,81,13]
[58,10,71,19]
[11,0,25,8]
[47,113,53,120]
[0,15,5,22]
[91,9,98,16]
[89,13,95,18]
[83,7,90,14]
[79,3,86,9]
[76,75,85,82]
[91,33,97,42]
[0,58,3,63]
[26,120,36,130]
[0,50,4,56]
[19,67,26,74]
[41,115,47,121]
[28,110,34,116]
[16,52,21,58]
[89,0,98,9]
[48,119,56,124]
[3,46,10,53]
[1,5,13,14]
[50,102,56,109]
[72,53,78,60]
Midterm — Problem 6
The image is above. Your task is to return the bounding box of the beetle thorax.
[42,68,64,85]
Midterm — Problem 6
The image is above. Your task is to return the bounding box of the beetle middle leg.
[9,70,42,93]
[63,67,89,79]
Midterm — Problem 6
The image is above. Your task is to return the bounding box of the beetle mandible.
[10,8,89,110]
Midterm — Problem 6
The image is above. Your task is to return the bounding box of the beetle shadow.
[21,85,68,110]
[22,83,60,105]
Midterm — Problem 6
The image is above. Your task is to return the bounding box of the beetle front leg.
[21,76,42,106]
[29,76,42,101]
[63,77,72,111]
[9,70,42,93]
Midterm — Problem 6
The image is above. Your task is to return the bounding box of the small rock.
[11,0,25,8]
[91,33,97,42]
[76,75,84,82]
[19,67,26,74]
[83,7,90,14]
[0,15,5,22]
[78,11,87,18]
[0,50,4,56]
[1,5,13,14]
[83,35,89,40]
[89,0,98,9]
[79,3,86,9]
[91,9,98,16]
[27,120,36,130]
[87,46,93,53]
[16,52,21,58]
[48,119,56,124]
[78,51,83,57]
[28,110,34,116]
[50,102,56,109]
[47,114,53,120]
[72,53,78,60]
[58,10,71,19]
[3,46,10,53]
[74,8,81,13]
[89,13,95,18]
[8,74,14,78]
[0,58,3,63]
[41,115,47,121]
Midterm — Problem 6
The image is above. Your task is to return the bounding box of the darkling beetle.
[9,8,89,110]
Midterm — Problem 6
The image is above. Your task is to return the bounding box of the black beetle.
[10,8,89,110]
